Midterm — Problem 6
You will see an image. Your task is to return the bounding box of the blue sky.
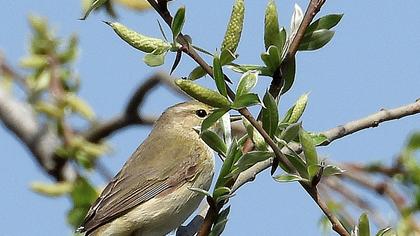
[1,0,419,235]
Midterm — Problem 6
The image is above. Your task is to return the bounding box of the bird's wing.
[78,134,206,235]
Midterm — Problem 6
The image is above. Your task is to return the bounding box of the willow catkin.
[106,22,171,54]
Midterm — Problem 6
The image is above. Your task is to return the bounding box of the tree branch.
[0,88,76,181]
[232,99,420,192]
[83,72,185,142]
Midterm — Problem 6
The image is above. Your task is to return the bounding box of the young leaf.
[261,45,281,74]
[220,49,237,65]
[262,91,279,138]
[213,55,228,97]
[231,93,261,109]
[357,213,370,236]
[279,123,301,145]
[285,153,308,179]
[213,187,231,202]
[220,112,232,146]
[375,228,394,236]
[299,128,318,168]
[290,3,303,40]
[188,66,207,80]
[30,181,73,197]
[273,174,305,183]
[209,206,231,236]
[63,94,95,120]
[306,14,343,34]
[143,52,166,67]
[310,133,329,146]
[264,0,281,50]
[202,108,229,132]
[230,151,273,176]
[188,187,212,197]
[323,165,345,177]
[171,6,186,40]
[289,93,309,123]
[215,139,241,188]
[236,70,259,97]
[80,0,108,20]
[200,130,227,156]
[299,29,335,51]
[281,57,296,94]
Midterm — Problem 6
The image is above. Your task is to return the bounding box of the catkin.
[107,22,171,54]
[221,0,245,53]
[175,79,231,108]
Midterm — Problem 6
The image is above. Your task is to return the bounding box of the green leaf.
[231,93,261,109]
[220,49,237,65]
[310,133,329,146]
[236,70,258,97]
[357,213,370,236]
[278,27,287,54]
[213,187,231,202]
[209,206,231,236]
[188,187,212,197]
[200,130,227,156]
[216,139,241,188]
[171,6,186,40]
[289,93,309,123]
[227,64,271,76]
[323,165,345,177]
[202,108,229,132]
[143,52,166,67]
[407,132,420,150]
[306,14,343,34]
[230,151,273,176]
[299,29,335,51]
[30,181,73,197]
[307,164,321,180]
[264,0,281,50]
[299,129,318,170]
[274,174,305,182]
[262,91,279,138]
[188,66,207,80]
[80,0,108,20]
[63,94,95,120]
[281,57,296,94]
[261,45,281,74]
[213,55,227,97]
[285,153,308,179]
[375,228,394,236]
[68,177,98,227]
[67,206,88,228]
[279,123,301,145]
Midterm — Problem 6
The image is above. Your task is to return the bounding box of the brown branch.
[324,178,388,227]
[232,99,420,192]
[83,72,185,142]
[269,0,326,97]
[0,87,76,181]
[0,52,28,90]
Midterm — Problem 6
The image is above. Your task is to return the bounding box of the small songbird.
[77,101,215,236]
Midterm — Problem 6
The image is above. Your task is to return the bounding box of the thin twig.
[83,72,185,142]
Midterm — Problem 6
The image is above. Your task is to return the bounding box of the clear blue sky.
[1,0,419,235]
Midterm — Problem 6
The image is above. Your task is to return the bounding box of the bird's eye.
[195,109,208,118]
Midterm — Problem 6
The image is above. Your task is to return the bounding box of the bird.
[77,101,215,236]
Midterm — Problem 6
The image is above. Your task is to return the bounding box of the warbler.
[77,101,215,236]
